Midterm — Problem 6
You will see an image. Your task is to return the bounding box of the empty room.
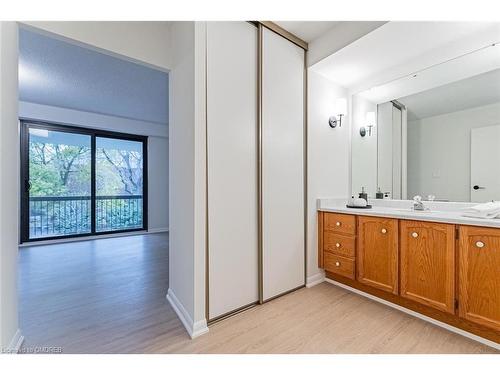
[0,0,498,373]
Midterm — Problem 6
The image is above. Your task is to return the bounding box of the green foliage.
[28,138,144,237]
[29,142,91,196]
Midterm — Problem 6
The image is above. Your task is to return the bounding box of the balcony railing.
[29,195,143,239]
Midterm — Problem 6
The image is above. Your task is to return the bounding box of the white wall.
[19,101,169,231]
[377,102,392,195]
[408,102,500,202]
[21,22,172,71]
[148,137,169,231]
[167,21,207,337]
[307,22,386,67]
[19,101,168,138]
[307,70,350,282]
[0,22,20,351]
[351,94,377,197]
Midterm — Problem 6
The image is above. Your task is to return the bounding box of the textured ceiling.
[19,28,169,125]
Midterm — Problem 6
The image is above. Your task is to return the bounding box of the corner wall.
[306,70,350,285]
[167,21,207,338]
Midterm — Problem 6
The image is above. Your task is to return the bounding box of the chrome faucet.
[413,195,425,211]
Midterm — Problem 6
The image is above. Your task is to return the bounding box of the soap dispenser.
[359,187,368,201]
[375,187,384,199]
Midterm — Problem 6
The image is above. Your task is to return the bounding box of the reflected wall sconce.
[360,111,376,137]
[329,98,347,128]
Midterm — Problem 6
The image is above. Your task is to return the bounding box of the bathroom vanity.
[317,199,500,344]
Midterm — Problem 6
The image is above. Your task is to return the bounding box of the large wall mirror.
[351,25,500,202]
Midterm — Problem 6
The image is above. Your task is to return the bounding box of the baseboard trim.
[306,272,325,288]
[325,278,500,350]
[19,230,156,247]
[148,228,169,234]
[166,289,209,339]
[5,329,24,354]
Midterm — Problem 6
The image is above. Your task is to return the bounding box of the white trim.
[18,230,158,247]
[325,278,500,350]
[5,329,24,354]
[166,288,209,339]
[306,272,325,288]
[147,227,169,234]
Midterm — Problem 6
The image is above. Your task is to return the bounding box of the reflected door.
[471,125,500,201]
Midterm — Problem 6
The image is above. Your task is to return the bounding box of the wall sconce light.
[360,111,376,137]
[329,98,347,128]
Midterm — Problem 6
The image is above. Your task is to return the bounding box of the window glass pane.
[28,127,91,239]
[96,137,144,232]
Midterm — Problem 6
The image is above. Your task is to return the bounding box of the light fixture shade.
[365,111,376,125]
[336,98,347,116]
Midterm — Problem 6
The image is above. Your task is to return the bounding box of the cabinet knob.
[335,261,340,267]
[475,241,485,248]
[335,243,341,248]
[412,232,419,238]
[381,228,387,234]
[336,221,341,227]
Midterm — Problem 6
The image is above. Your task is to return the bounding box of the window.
[20,120,148,242]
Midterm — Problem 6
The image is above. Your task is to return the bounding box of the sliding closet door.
[207,22,259,319]
[261,28,305,301]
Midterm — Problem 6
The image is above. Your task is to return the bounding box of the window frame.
[20,119,148,243]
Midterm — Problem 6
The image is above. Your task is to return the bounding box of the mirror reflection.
[351,39,500,202]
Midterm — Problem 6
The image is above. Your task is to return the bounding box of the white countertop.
[317,198,500,229]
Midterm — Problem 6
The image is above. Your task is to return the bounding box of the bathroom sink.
[394,208,433,213]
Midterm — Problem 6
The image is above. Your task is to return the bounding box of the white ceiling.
[398,69,500,121]
[19,27,169,125]
[311,21,500,93]
[358,42,500,104]
[274,21,342,42]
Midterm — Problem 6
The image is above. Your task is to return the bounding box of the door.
[471,125,500,201]
[262,27,305,301]
[206,22,259,320]
[357,216,399,294]
[95,137,145,232]
[23,125,92,240]
[459,226,500,331]
[21,121,148,242]
[400,220,455,313]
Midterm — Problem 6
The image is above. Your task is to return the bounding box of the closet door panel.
[262,28,305,300]
[207,22,259,319]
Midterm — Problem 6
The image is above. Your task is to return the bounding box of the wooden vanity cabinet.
[318,211,500,341]
[399,220,456,314]
[357,216,399,294]
[459,226,500,331]
[319,212,356,280]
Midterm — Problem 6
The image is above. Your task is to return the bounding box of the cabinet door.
[459,226,500,331]
[400,220,455,313]
[357,216,399,294]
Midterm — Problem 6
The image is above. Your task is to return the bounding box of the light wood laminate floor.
[19,233,497,354]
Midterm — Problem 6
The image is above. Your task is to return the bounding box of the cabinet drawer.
[324,232,355,258]
[324,252,355,280]
[323,212,356,235]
